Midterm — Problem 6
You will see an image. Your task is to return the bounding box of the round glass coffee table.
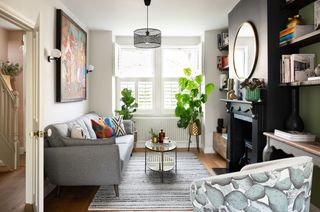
[145,140,177,183]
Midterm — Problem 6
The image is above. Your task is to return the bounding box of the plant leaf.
[184,68,192,76]
[195,75,203,85]
[205,83,215,95]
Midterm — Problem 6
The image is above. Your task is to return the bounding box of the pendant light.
[134,0,161,48]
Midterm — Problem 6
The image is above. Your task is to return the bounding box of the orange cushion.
[91,119,113,138]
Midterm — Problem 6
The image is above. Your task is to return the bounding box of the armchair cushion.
[190,156,313,212]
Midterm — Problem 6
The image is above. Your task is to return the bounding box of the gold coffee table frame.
[144,140,177,183]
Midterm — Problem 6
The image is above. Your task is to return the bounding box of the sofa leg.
[56,186,61,198]
[114,184,119,197]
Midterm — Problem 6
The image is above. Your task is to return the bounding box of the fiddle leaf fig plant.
[175,68,214,129]
[115,88,138,120]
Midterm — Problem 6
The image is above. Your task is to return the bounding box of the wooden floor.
[44,149,226,212]
[0,155,32,212]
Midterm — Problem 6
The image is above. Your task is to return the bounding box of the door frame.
[0,2,40,209]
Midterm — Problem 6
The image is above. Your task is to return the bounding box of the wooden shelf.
[280,30,320,49]
[282,0,316,11]
[219,88,228,92]
[220,99,263,105]
[280,79,320,87]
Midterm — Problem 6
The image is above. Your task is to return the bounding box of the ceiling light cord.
[146,6,149,35]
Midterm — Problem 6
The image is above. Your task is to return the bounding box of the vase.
[1,74,13,91]
[189,121,201,136]
[245,88,260,102]
[285,88,304,131]
[151,136,158,144]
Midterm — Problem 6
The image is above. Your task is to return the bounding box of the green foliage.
[149,128,157,137]
[175,68,215,129]
[115,88,138,120]
[1,61,21,76]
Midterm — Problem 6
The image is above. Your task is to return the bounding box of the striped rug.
[88,152,210,211]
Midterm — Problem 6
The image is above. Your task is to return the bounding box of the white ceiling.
[61,0,239,36]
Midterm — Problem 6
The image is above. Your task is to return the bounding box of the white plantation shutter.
[138,81,153,110]
[163,81,179,110]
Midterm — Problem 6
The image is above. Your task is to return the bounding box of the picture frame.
[56,9,87,102]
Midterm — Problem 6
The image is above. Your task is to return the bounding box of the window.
[115,44,201,116]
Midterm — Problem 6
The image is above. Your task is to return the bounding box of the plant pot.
[189,122,201,136]
[1,74,13,91]
[151,136,158,144]
[245,88,260,102]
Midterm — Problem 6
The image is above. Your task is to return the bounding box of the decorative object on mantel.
[240,78,265,102]
[175,68,214,151]
[0,61,21,91]
[315,64,320,76]
[287,14,303,28]
[56,9,87,102]
[134,0,161,49]
[315,0,320,30]
[226,78,238,100]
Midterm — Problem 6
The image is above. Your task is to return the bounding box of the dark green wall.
[299,3,320,208]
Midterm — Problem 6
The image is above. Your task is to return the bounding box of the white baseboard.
[135,140,197,149]
[311,204,320,212]
[204,147,215,154]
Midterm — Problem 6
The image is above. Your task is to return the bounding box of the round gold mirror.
[233,22,258,81]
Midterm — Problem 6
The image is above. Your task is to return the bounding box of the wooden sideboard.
[213,133,227,160]
[263,132,320,167]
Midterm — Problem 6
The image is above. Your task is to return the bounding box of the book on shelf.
[281,54,315,83]
[274,129,316,142]
[279,25,314,45]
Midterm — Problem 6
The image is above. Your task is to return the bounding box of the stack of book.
[281,54,315,83]
[274,129,316,142]
[280,25,313,46]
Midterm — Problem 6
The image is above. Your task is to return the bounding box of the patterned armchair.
[190,156,313,212]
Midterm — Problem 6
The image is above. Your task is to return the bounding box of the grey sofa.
[44,112,134,197]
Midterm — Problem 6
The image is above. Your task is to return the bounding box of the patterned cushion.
[104,117,116,136]
[111,116,127,137]
[70,124,87,139]
[91,119,113,138]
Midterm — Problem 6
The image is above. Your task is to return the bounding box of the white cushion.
[71,125,87,139]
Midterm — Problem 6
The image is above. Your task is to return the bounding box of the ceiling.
[61,0,239,36]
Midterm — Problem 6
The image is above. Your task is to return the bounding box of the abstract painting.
[56,9,87,102]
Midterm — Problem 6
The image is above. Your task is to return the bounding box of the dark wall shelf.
[280,79,320,87]
[280,30,320,49]
[282,0,316,11]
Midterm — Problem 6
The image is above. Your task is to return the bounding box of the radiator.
[133,117,192,147]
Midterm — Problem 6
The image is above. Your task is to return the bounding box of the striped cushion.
[111,116,127,137]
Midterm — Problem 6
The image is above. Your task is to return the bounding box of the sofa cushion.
[62,137,115,146]
[104,117,116,136]
[46,124,68,147]
[112,116,127,137]
[116,135,134,170]
[71,124,87,139]
[83,112,101,139]
[91,119,113,138]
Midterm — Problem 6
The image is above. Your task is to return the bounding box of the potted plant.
[240,78,265,102]
[115,88,138,120]
[149,128,158,143]
[0,61,21,91]
[175,68,215,135]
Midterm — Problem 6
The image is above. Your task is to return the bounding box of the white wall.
[203,29,228,154]
[0,0,90,127]
[88,30,114,116]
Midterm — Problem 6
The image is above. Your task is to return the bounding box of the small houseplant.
[115,88,138,120]
[0,61,21,91]
[149,128,158,143]
[240,78,265,102]
[175,68,214,135]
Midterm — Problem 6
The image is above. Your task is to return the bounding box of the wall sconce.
[47,49,61,62]
[87,65,94,74]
